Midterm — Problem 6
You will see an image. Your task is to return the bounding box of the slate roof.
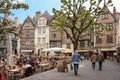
[40,11,52,25]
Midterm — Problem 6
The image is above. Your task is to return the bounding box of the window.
[38,37,41,44]
[25,30,30,36]
[67,34,69,39]
[102,13,109,19]
[88,40,90,47]
[51,42,57,47]
[106,35,113,43]
[38,19,42,25]
[96,25,102,32]
[38,27,46,33]
[26,39,30,46]
[106,23,113,31]
[42,27,46,33]
[96,36,102,44]
[80,40,85,48]
[42,37,46,45]
[0,40,2,44]
[66,43,71,49]
[26,22,30,27]
[38,28,41,33]
[52,31,56,38]
[118,36,120,43]
[38,18,47,26]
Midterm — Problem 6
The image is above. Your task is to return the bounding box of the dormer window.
[38,18,47,26]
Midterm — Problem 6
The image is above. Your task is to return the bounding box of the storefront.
[101,48,116,59]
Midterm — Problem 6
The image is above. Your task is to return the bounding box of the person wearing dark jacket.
[97,50,104,71]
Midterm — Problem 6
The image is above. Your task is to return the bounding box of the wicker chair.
[19,68,25,78]
[4,68,11,80]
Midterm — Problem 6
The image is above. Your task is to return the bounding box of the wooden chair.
[0,65,5,73]
[10,68,25,80]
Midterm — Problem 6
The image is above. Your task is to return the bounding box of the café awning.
[101,48,116,51]
[21,50,33,52]
[62,49,73,53]
[78,50,89,52]
[42,47,66,52]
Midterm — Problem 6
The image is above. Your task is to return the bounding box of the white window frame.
[26,39,30,46]
[42,27,46,33]
[42,37,46,45]
[38,28,41,33]
[38,18,47,26]
[38,37,41,44]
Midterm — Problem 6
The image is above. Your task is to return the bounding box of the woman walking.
[90,52,97,69]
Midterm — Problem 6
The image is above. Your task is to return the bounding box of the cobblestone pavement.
[21,60,120,80]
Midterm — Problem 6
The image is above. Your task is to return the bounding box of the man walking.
[72,50,82,76]
[97,50,104,71]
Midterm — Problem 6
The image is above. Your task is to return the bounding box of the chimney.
[35,11,41,22]
[113,6,117,16]
[35,11,41,18]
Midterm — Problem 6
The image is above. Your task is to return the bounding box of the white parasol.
[42,47,66,52]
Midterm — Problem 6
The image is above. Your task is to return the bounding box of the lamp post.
[89,27,94,51]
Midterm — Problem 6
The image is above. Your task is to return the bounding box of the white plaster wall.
[116,15,120,46]
[34,26,50,54]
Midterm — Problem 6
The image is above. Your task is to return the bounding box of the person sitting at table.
[26,57,31,64]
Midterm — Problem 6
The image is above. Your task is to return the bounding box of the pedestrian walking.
[90,52,97,69]
[97,50,104,71]
[72,50,82,76]
[116,47,120,64]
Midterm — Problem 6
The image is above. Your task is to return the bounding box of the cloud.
[11,0,26,4]
[18,0,25,3]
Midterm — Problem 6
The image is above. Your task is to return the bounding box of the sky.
[9,0,120,24]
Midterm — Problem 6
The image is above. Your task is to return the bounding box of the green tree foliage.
[0,0,28,39]
[0,0,28,65]
[52,0,112,51]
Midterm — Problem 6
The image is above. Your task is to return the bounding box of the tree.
[52,0,112,51]
[0,0,28,65]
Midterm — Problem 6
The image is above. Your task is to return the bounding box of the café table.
[39,63,49,72]
[9,68,21,79]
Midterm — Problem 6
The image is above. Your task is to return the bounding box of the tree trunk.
[73,41,78,52]
[5,14,13,66]
[6,33,13,66]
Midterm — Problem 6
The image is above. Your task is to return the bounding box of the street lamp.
[89,27,94,51]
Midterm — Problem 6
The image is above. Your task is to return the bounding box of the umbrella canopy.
[42,47,66,52]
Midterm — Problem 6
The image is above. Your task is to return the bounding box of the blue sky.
[10,0,61,23]
[9,0,120,24]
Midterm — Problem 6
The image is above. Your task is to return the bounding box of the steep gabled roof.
[21,16,36,28]
[40,11,52,25]
[96,6,116,22]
